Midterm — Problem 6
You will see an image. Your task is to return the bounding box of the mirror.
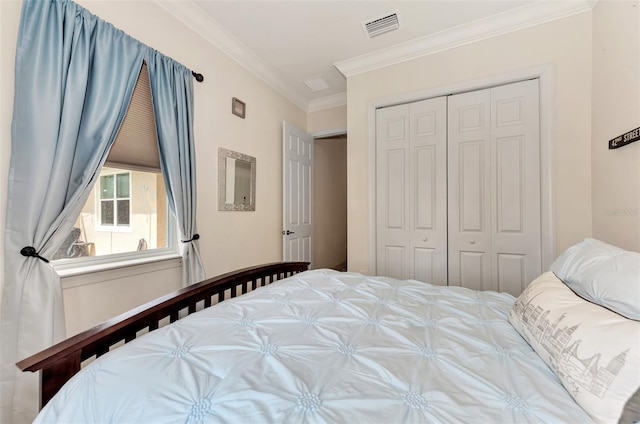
[218,148,256,211]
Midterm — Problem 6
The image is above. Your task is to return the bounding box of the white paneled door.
[448,80,540,296]
[376,79,541,296]
[283,121,313,267]
[376,97,448,283]
[447,88,492,291]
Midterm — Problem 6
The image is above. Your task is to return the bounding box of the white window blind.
[106,61,161,171]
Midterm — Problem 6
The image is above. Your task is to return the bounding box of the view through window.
[52,166,168,260]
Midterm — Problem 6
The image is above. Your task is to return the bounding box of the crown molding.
[334,0,594,78]
[155,0,593,112]
[154,0,309,112]
[308,92,347,113]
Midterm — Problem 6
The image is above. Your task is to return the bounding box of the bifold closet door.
[448,79,541,296]
[376,97,448,283]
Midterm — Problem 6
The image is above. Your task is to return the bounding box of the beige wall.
[0,0,306,333]
[591,0,640,251]
[346,12,594,273]
[313,137,347,270]
[307,105,347,134]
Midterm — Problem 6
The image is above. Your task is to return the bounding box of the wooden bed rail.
[16,261,309,409]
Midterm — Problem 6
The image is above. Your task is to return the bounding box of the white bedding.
[35,269,593,423]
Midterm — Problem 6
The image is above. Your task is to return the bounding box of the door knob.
[422,237,428,242]
[282,230,295,235]
[470,240,476,244]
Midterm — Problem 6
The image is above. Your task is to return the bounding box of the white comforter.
[35,269,593,423]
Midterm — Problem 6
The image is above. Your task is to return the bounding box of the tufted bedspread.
[35,269,593,423]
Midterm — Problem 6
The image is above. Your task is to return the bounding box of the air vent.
[303,77,330,92]
[363,11,400,38]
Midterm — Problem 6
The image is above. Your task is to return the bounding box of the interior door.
[375,97,447,283]
[376,103,409,279]
[282,121,314,267]
[490,79,541,295]
[448,80,541,295]
[410,97,448,284]
[447,88,493,290]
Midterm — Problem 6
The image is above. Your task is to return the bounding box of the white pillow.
[550,238,640,320]
[508,272,640,424]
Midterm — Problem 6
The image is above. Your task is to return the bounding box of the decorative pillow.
[508,272,640,424]
[550,238,640,320]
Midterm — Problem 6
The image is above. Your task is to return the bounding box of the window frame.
[53,218,178,275]
[53,166,179,274]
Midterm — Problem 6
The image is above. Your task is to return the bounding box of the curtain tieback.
[181,234,200,243]
[20,246,50,263]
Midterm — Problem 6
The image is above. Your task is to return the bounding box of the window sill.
[57,254,182,289]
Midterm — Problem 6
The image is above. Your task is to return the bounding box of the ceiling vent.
[362,11,400,39]
[303,77,330,92]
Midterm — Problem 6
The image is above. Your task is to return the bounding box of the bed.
[18,240,640,423]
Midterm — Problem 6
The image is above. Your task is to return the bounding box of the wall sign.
[609,126,640,149]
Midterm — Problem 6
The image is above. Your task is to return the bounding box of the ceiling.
[157,0,594,112]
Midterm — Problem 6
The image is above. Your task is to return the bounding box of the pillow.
[550,238,640,320]
[508,272,640,424]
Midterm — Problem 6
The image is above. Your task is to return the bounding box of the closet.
[376,79,540,296]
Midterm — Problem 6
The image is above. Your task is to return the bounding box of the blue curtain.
[1,1,204,421]
[146,51,205,287]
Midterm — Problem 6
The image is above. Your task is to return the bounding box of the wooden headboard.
[16,261,309,409]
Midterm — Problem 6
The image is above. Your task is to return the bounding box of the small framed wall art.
[232,97,246,119]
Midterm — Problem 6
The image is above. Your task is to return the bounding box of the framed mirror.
[218,148,256,211]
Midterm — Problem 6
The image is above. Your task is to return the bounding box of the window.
[52,61,177,265]
[98,171,131,229]
[60,166,170,258]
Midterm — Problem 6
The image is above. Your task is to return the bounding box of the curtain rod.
[191,71,204,83]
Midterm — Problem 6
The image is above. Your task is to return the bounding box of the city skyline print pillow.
[508,272,640,424]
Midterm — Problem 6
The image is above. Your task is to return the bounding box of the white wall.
[591,0,640,251]
[346,12,594,273]
[0,0,306,335]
